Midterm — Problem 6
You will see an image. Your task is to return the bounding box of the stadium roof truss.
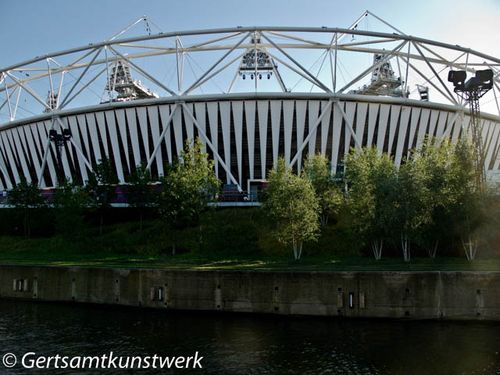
[1,11,500,124]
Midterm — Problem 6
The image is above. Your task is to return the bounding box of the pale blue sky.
[1,0,499,67]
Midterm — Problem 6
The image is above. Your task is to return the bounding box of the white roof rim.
[2,92,499,131]
[2,26,500,73]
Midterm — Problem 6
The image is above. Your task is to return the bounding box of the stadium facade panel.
[0,93,498,193]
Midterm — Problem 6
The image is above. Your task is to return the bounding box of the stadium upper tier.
[0,16,499,192]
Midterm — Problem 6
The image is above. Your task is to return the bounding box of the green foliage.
[447,140,488,260]
[263,158,320,260]
[53,179,91,238]
[158,138,220,253]
[302,154,344,226]
[127,164,154,208]
[85,158,118,234]
[345,147,397,259]
[414,139,460,257]
[7,178,45,238]
[393,151,432,261]
[7,178,45,209]
[86,158,118,208]
[126,164,154,231]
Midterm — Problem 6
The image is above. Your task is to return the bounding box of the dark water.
[0,300,499,374]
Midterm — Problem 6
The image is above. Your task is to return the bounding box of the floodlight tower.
[103,59,158,103]
[448,69,494,190]
[238,32,286,91]
[49,127,72,185]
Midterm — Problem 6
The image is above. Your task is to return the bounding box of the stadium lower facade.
[1,20,499,201]
[1,93,498,197]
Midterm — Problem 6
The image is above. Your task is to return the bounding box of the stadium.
[0,12,499,202]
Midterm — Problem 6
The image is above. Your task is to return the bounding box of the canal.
[0,300,499,374]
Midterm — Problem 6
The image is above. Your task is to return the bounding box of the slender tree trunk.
[401,233,411,262]
[198,224,203,251]
[371,239,383,260]
[292,238,298,260]
[462,236,478,261]
[428,240,438,258]
[297,241,303,260]
[139,211,143,232]
[320,215,328,226]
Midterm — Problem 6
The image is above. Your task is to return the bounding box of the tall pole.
[467,91,486,190]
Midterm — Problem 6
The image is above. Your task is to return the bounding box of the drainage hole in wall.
[405,311,410,317]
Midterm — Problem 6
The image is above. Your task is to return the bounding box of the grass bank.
[0,235,499,272]
[0,208,498,271]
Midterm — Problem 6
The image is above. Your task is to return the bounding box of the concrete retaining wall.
[1,265,500,320]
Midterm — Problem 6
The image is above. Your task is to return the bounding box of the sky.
[0,0,499,119]
[1,0,499,67]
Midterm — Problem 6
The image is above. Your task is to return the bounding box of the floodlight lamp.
[49,129,57,140]
[475,69,493,89]
[448,70,466,87]
[63,128,72,140]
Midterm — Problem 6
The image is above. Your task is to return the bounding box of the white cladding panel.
[320,101,332,156]
[220,101,232,184]
[232,101,244,184]
[257,101,269,179]
[207,102,219,178]
[68,115,89,183]
[270,100,281,168]
[105,110,124,183]
[307,101,320,156]
[295,100,307,172]
[244,101,256,180]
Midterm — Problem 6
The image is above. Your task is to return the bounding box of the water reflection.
[0,300,499,374]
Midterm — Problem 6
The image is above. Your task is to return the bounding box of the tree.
[345,147,397,260]
[448,140,487,261]
[417,139,456,258]
[53,179,91,238]
[7,178,45,238]
[86,158,118,235]
[393,153,432,262]
[263,158,320,260]
[157,138,219,254]
[126,164,154,231]
[302,154,344,226]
